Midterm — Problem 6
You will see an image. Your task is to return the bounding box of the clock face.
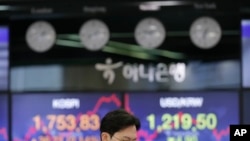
[134,17,166,49]
[79,19,110,51]
[25,21,56,53]
[189,16,222,49]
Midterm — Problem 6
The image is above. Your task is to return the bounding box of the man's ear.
[101,132,111,141]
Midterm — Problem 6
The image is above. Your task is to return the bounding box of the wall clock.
[134,17,166,49]
[79,19,110,51]
[25,21,56,53]
[189,16,222,49]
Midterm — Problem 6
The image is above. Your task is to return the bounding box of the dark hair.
[100,109,141,137]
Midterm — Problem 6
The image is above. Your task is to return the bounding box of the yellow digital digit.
[47,114,56,130]
[33,115,41,131]
[66,114,77,131]
[80,114,90,130]
[195,113,218,130]
[57,114,67,131]
[181,113,192,130]
[196,113,206,130]
[90,114,100,131]
[161,113,172,130]
[146,114,155,130]
[206,113,217,130]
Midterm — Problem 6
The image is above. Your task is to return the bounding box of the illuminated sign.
[12,93,122,141]
[95,58,186,85]
[124,91,239,141]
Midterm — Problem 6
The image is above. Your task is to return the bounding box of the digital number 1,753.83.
[33,114,100,131]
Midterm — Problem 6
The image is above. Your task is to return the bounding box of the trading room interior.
[0,0,250,141]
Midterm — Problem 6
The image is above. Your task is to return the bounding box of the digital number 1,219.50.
[146,113,217,131]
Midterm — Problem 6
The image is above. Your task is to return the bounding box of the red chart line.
[212,127,229,141]
[87,93,122,115]
[137,130,158,141]
[124,94,158,140]
[124,93,133,114]
[0,128,8,140]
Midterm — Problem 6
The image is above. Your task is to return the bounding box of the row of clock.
[25,16,222,53]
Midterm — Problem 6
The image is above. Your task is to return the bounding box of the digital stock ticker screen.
[124,91,239,141]
[12,92,122,141]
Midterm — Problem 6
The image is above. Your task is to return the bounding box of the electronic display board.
[124,91,239,141]
[12,92,122,141]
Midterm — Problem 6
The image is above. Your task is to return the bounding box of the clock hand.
[203,28,208,40]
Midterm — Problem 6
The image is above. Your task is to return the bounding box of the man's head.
[100,109,141,141]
